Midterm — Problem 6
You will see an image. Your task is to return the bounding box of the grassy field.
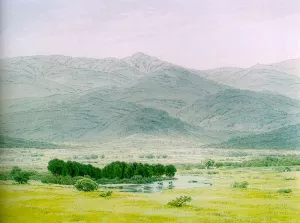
[1,166,299,223]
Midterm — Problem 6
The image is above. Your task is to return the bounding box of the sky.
[1,0,300,69]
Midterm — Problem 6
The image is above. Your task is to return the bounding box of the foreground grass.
[1,167,299,223]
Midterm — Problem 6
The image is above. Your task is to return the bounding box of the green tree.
[204,159,215,169]
[10,167,30,184]
[47,159,65,175]
[165,164,176,177]
[153,164,165,177]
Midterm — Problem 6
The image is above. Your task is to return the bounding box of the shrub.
[167,196,192,207]
[10,167,30,184]
[145,154,155,159]
[41,175,75,185]
[284,177,295,180]
[228,152,249,157]
[10,166,22,176]
[84,154,98,160]
[277,167,292,172]
[74,178,98,192]
[232,181,249,188]
[204,159,215,169]
[12,171,30,184]
[99,191,113,197]
[278,188,292,194]
[207,171,219,175]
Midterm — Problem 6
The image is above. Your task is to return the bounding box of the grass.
[0,166,299,223]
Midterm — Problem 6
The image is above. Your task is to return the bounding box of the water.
[99,174,213,193]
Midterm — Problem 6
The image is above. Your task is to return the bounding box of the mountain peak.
[131,52,149,58]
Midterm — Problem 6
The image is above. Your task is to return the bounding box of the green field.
[1,165,299,223]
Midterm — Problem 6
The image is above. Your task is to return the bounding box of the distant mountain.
[209,124,300,149]
[0,135,58,148]
[107,66,229,116]
[197,59,300,99]
[1,53,299,148]
[177,89,300,132]
[1,55,146,99]
[122,52,173,73]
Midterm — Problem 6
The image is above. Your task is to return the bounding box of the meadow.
[1,159,300,223]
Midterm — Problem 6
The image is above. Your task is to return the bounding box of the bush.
[228,152,249,157]
[99,191,113,197]
[13,171,30,184]
[167,196,192,207]
[204,159,215,169]
[278,188,292,193]
[10,166,22,176]
[277,167,292,172]
[41,175,75,185]
[74,178,98,192]
[207,171,219,175]
[284,177,295,180]
[232,181,249,188]
[10,167,30,184]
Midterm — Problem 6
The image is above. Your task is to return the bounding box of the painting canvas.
[0,0,299,222]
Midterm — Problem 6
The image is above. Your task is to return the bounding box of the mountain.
[177,89,300,132]
[122,52,173,73]
[0,135,58,148]
[1,53,299,149]
[209,124,300,149]
[0,55,146,99]
[197,59,300,99]
[106,66,229,116]
[0,94,193,142]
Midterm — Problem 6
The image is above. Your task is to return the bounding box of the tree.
[153,164,165,177]
[74,178,98,192]
[204,159,215,169]
[10,166,22,176]
[165,164,176,177]
[10,167,30,184]
[47,159,65,175]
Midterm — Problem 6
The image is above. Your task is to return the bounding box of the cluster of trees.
[214,155,300,168]
[47,159,102,179]
[47,159,176,179]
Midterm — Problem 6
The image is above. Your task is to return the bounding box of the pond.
[99,174,213,193]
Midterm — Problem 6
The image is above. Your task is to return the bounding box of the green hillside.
[177,89,300,132]
[209,124,300,149]
[1,54,299,147]
[0,135,58,148]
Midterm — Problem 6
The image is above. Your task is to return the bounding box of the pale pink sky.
[1,0,300,69]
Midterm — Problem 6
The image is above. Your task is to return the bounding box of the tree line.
[47,159,176,179]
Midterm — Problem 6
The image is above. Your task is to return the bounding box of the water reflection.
[99,175,213,193]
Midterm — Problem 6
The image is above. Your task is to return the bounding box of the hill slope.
[209,124,300,149]
[197,59,300,99]
[177,89,300,132]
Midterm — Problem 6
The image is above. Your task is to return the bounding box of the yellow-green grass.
[1,168,299,223]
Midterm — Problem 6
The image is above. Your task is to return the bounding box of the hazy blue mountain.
[106,66,229,116]
[122,52,174,73]
[0,95,193,142]
[1,53,299,148]
[196,59,300,99]
[1,55,146,99]
[177,89,300,132]
[0,135,58,148]
[209,124,300,149]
